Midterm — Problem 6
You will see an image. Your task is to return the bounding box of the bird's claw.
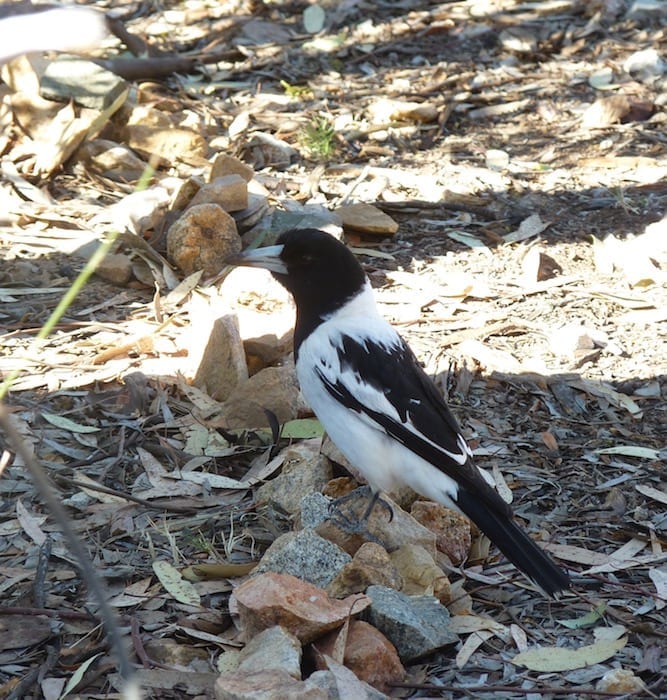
[327,485,393,543]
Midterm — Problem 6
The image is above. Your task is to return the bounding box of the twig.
[392,682,632,697]
[53,474,199,513]
[0,606,97,620]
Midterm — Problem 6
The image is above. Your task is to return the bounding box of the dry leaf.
[152,560,201,607]
[16,499,47,546]
[648,567,667,610]
[512,636,627,672]
[503,213,550,243]
[456,629,494,668]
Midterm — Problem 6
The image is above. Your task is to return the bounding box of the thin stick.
[0,407,140,699]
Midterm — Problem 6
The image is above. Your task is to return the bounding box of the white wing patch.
[297,309,471,497]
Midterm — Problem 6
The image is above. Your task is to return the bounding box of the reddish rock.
[336,203,398,236]
[222,364,300,429]
[410,500,471,565]
[314,620,405,694]
[327,542,402,598]
[233,572,370,644]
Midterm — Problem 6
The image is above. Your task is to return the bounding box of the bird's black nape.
[272,229,367,351]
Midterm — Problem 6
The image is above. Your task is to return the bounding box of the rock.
[389,544,452,605]
[314,620,405,694]
[410,501,471,565]
[596,669,646,694]
[125,104,172,129]
[321,476,358,500]
[215,669,318,700]
[232,193,270,234]
[187,312,248,402]
[306,668,387,699]
[40,58,128,110]
[89,187,171,237]
[216,648,241,674]
[266,208,343,242]
[367,98,438,124]
[144,638,209,670]
[237,626,302,679]
[256,441,333,516]
[335,203,398,236]
[300,492,333,530]
[254,529,351,589]
[188,175,249,213]
[221,266,294,373]
[210,153,255,182]
[239,308,294,373]
[326,542,402,598]
[171,176,204,210]
[222,364,300,429]
[124,124,208,167]
[365,585,457,662]
[78,139,147,182]
[316,489,437,558]
[232,572,370,644]
[167,203,240,276]
[243,132,299,170]
[94,253,133,286]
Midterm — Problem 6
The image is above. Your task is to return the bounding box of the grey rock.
[365,585,458,662]
[254,529,351,589]
[256,442,333,516]
[300,492,331,529]
[306,668,388,699]
[237,626,302,679]
[41,57,128,110]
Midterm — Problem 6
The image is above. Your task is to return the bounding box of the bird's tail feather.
[457,489,570,597]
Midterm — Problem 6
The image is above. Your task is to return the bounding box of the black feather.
[457,488,570,596]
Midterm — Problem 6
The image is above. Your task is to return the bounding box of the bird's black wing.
[316,332,512,517]
[316,332,571,596]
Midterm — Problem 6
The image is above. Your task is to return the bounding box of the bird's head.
[226,228,367,317]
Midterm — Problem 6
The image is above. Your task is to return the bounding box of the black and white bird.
[227,228,570,597]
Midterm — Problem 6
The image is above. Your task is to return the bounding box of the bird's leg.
[327,485,393,540]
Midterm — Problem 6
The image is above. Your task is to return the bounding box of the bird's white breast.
[295,285,461,505]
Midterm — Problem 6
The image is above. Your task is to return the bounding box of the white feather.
[297,282,464,508]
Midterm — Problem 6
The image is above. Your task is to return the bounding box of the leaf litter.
[0,0,666,697]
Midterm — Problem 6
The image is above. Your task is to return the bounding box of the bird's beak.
[225,244,288,275]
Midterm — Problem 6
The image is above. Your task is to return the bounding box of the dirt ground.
[0,0,665,698]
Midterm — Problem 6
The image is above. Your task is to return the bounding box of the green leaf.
[281,418,325,439]
[59,652,103,698]
[558,602,606,629]
[41,411,100,433]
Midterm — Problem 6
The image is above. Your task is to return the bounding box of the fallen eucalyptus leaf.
[512,636,627,672]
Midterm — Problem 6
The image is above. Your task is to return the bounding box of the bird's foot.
[327,486,393,543]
